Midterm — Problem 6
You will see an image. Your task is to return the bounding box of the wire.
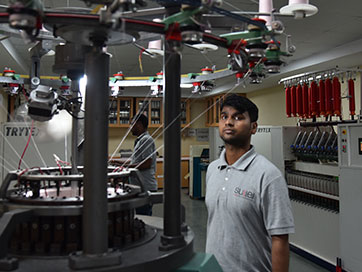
[223,1,244,12]
[58,95,85,119]
[17,166,44,188]
[18,120,34,170]
[22,87,29,101]
[53,154,65,175]
[133,75,248,169]
[112,166,123,173]
[212,6,266,30]
[66,109,85,119]
[108,88,155,162]
[56,160,64,175]
[57,159,71,166]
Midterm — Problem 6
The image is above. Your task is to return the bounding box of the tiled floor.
[152,189,330,272]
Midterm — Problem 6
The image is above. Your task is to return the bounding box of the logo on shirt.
[233,187,255,200]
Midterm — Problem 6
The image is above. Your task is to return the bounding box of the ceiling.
[0,0,362,96]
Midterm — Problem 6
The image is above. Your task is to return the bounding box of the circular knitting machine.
[0,0,299,271]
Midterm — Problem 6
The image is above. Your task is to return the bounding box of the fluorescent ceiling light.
[180,83,193,88]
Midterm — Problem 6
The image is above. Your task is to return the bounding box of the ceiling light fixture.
[180,83,193,88]
[280,0,318,19]
[258,0,273,27]
[189,43,218,53]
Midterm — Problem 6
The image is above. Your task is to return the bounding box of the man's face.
[131,121,141,136]
[219,105,257,147]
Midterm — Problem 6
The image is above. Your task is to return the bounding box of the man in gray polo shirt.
[205,94,294,272]
[129,114,158,215]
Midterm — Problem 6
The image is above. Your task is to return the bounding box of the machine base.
[7,226,194,272]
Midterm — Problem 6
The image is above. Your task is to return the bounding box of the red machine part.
[324,78,333,116]
[235,72,244,79]
[285,86,291,117]
[227,39,247,55]
[332,77,341,116]
[348,78,356,116]
[290,85,297,117]
[296,84,303,117]
[165,22,182,41]
[3,68,15,76]
[308,84,312,118]
[113,72,124,79]
[310,81,319,117]
[201,67,213,73]
[302,83,309,118]
[318,80,326,116]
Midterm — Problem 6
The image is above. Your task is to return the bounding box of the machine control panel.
[338,124,362,168]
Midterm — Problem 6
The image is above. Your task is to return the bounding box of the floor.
[152,189,330,272]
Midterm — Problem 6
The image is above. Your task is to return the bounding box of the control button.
[342,129,347,135]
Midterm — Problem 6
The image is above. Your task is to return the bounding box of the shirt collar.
[137,131,149,140]
[135,131,148,146]
[217,146,257,171]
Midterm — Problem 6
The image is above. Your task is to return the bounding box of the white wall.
[0,90,9,123]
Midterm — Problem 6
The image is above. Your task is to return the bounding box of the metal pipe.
[360,72,362,122]
[82,47,109,255]
[279,68,362,85]
[71,79,80,175]
[299,120,357,127]
[160,5,185,250]
[163,40,181,237]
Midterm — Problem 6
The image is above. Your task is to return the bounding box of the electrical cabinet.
[338,124,362,272]
[251,126,340,267]
[189,145,209,198]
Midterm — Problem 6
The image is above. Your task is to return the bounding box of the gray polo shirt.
[130,132,157,192]
[205,147,294,272]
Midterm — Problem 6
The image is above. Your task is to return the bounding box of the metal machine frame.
[0,1,301,271]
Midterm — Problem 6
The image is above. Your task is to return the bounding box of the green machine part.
[220,28,272,46]
[251,62,264,74]
[265,47,288,61]
[175,253,223,272]
[162,7,204,30]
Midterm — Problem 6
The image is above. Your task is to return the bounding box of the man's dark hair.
[134,114,148,129]
[220,94,259,122]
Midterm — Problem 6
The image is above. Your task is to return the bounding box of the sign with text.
[196,128,209,142]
